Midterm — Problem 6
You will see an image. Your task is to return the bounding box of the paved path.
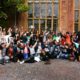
[0,60,80,80]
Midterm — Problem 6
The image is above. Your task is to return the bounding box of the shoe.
[17,60,20,63]
[20,60,24,64]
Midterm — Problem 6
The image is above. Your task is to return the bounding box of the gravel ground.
[0,59,80,80]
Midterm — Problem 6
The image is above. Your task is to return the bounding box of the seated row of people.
[0,27,80,65]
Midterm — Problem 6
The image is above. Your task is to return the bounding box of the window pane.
[47,3,52,18]
[54,0,59,2]
[28,3,33,18]
[34,0,40,1]
[75,23,78,32]
[40,4,46,18]
[53,18,58,32]
[47,19,51,30]
[28,0,33,3]
[34,19,39,30]
[75,0,79,9]
[34,3,40,18]
[54,3,58,18]
[75,11,79,22]
[40,0,52,2]
[40,19,45,30]
[28,19,33,27]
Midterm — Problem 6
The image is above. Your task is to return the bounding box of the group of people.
[0,26,80,65]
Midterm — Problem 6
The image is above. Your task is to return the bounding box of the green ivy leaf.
[0,11,8,19]
[16,4,30,12]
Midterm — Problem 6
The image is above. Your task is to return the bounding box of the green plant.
[0,0,30,28]
[0,11,7,19]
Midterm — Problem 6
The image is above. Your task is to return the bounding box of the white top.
[29,47,35,55]
[29,41,37,55]
[0,34,11,44]
[5,34,11,44]
[37,46,42,54]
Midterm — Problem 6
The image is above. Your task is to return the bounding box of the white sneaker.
[20,60,24,64]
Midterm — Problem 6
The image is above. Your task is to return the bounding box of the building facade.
[18,0,80,33]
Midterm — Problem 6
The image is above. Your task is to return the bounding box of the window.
[28,0,59,32]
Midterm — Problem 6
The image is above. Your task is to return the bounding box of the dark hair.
[0,45,2,50]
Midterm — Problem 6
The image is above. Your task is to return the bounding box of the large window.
[28,0,59,32]
[74,0,80,32]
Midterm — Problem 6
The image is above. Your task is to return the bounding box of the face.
[23,33,26,36]
[2,43,6,48]
[55,41,58,45]
[30,45,32,48]
[20,43,24,48]
[15,28,18,32]
[65,45,68,48]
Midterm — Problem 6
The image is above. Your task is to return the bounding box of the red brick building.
[9,0,80,33]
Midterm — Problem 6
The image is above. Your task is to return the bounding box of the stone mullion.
[51,0,54,31]
[33,0,34,28]
[39,0,41,34]
[45,0,48,30]
[58,0,60,32]
[45,1,47,31]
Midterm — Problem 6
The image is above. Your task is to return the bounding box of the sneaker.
[20,60,24,64]
[17,60,20,63]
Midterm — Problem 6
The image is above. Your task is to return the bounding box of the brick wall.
[59,0,74,33]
